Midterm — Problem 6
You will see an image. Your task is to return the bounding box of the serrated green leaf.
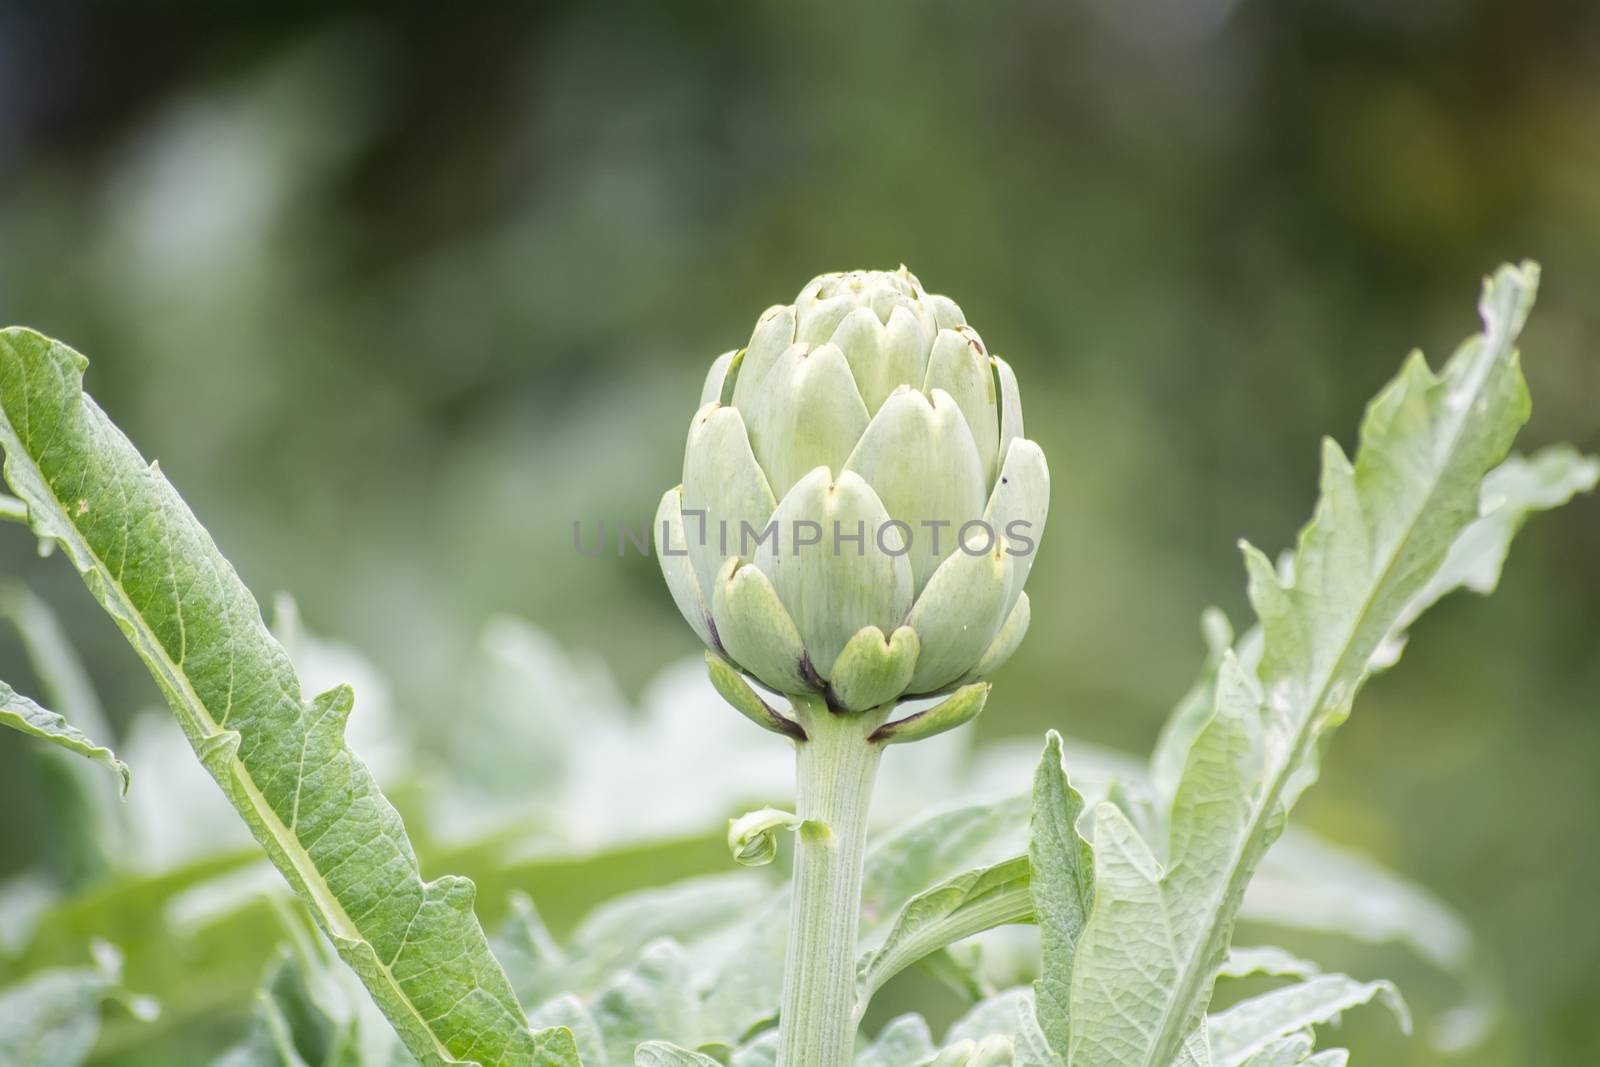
[1027,731,1092,1057]
[1208,974,1409,1066]
[728,1029,778,1067]
[0,582,128,882]
[1235,1032,1312,1067]
[0,942,152,1067]
[1217,947,1320,983]
[634,1042,723,1067]
[0,965,117,1067]
[590,938,699,1064]
[531,995,608,1067]
[856,856,1031,1013]
[857,1014,937,1067]
[0,328,571,1067]
[0,679,129,795]
[945,988,1060,1067]
[1068,264,1541,1067]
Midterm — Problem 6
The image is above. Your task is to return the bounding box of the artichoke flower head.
[656,268,1047,720]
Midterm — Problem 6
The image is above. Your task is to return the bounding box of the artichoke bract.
[656,268,1048,715]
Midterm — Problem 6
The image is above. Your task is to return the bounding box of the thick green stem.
[776,698,887,1067]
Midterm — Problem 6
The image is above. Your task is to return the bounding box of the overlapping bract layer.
[656,269,1048,710]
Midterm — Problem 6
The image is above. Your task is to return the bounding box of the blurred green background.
[0,2,1596,1064]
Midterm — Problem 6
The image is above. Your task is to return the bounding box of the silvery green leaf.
[566,873,771,994]
[730,1029,779,1067]
[531,995,608,1067]
[945,988,1060,1067]
[0,966,116,1067]
[212,902,414,1067]
[1207,974,1409,1066]
[1027,732,1092,1057]
[1156,441,1595,811]
[1218,947,1321,982]
[1235,1032,1312,1067]
[590,938,699,1064]
[754,467,914,675]
[861,796,1032,935]
[856,855,1031,1010]
[0,873,55,959]
[492,892,569,1025]
[844,386,988,593]
[1174,1025,1212,1067]
[0,942,152,1067]
[1378,442,1599,662]
[1244,833,1491,1052]
[857,1014,937,1067]
[1149,607,1235,817]
[0,680,128,795]
[1,583,124,889]
[1067,264,1540,1067]
[0,329,573,1067]
[1300,1050,1348,1067]
[635,1042,724,1067]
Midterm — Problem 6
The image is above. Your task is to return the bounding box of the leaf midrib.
[0,417,462,1065]
[1134,328,1514,1067]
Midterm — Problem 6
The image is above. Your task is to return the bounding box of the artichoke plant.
[655,267,1048,716]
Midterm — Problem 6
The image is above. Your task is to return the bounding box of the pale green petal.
[711,557,814,694]
[881,305,934,407]
[754,467,914,675]
[828,306,888,412]
[654,486,714,649]
[993,355,1024,480]
[732,304,797,413]
[682,403,778,606]
[796,295,858,347]
[982,438,1049,616]
[924,292,966,331]
[904,531,1013,693]
[699,350,740,408]
[925,327,1001,483]
[744,343,871,499]
[844,386,988,594]
[826,625,919,712]
[959,591,1030,685]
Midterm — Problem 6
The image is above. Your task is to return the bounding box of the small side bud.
[727,807,802,867]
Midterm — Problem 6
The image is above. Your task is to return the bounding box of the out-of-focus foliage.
[1,2,1597,1064]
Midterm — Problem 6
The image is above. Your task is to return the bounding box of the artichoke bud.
[658,268,1048,720]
